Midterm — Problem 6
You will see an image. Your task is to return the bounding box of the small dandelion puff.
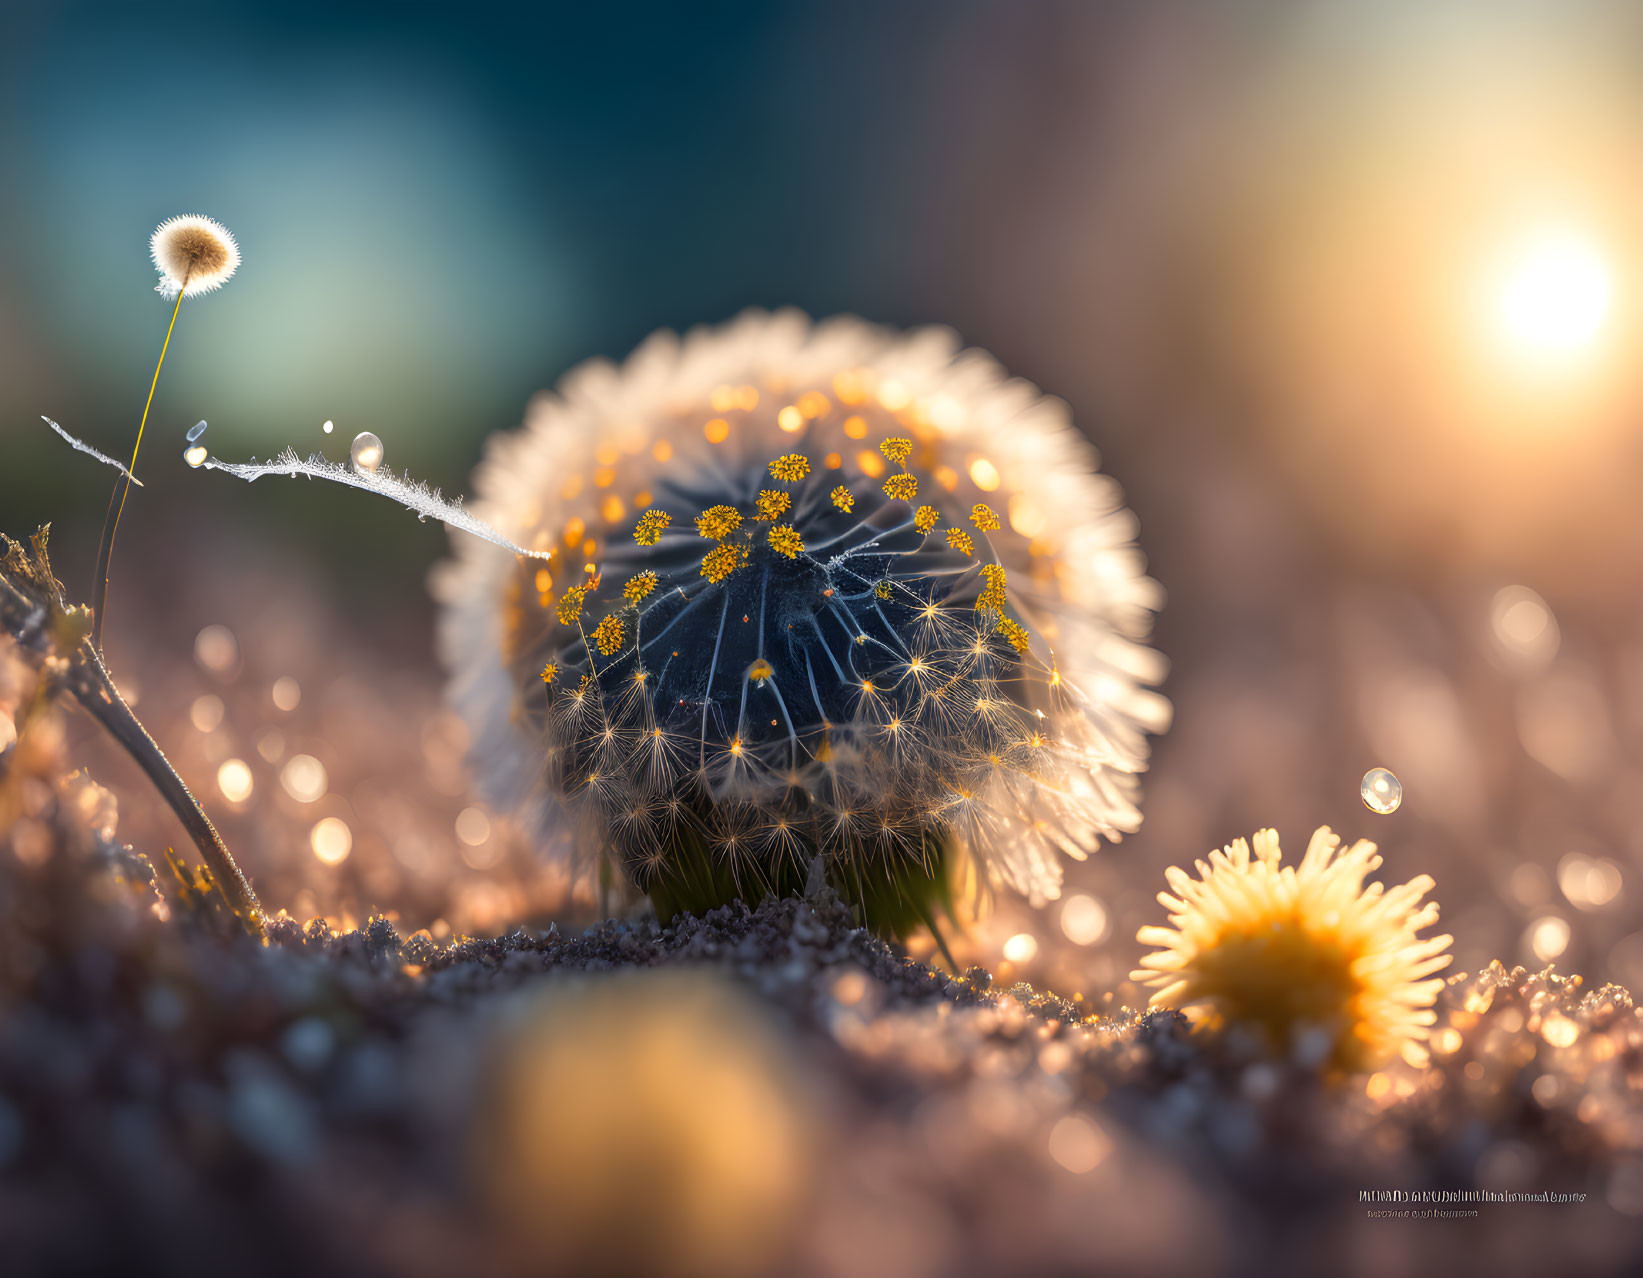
[634,508,671,545]
[556,584,588,626]
[696,505,743,540]
[767,524,804,559]
[882,473,918,502]
[971,503,1000,531]
[1132,827,1454,1072]
[754,489,791,521]
[541,662,559,685]
[623,570,658,603]
[592,614,626,656]
[700,542,745,583]
[150,214,240,298]
[436,310,1169,940]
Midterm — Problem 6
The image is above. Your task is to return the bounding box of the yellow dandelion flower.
[879,437,913,465]
[623,570,658,603]
[556,584,589,626]
[913,504,939,534]
[696,504,743,540]
[633,508,671,545]
[997,617,1030,652]
[971,503,1000,531]
[767,524,805,559]
[946,528,974,556]
[540,661,559,685]
[976,564,1008,613]
[591,614,626,656]
[768,454,810,482]
[882,473,918,502]
[1132,827,1454,1072]
[754,489,792,521]
[830,485,855,513]
[701,542,747,583]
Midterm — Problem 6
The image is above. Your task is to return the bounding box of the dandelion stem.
[90,279,187,652]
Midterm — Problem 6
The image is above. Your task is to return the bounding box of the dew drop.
[186,420,208,442]
[183,445,209,468]
[350,431,384,472]
[1360,767,1402,814]
[322,419,334,434]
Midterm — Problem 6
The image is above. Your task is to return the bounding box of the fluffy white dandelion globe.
[150,214,240,298]
[436,310,1170,937]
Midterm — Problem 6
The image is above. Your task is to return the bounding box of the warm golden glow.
[1491,227,1613,365]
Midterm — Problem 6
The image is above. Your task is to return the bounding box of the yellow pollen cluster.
[591,614,626,656]
[633,508,671,545]
[997,617,1030,652]
[971,504,1001,531]
[701,542,747,583]
[768,453,810,481]
[540,661,558,685]
[882,473,918,502]
[830,485,855,512]
[913,505,940,533]
[976,564,1009,613]
[767,524,805,559]
[946,528,974,556]
[557,584,589,626]
[879,437,913,464]
[696,505,742,540]
[623,570,657,603]
[874,581,891,600]
[755,489,792,521]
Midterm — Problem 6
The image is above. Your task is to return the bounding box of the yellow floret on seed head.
[633,508,671,545]
[623,570,658,603]
[971,503,1000,531]
[880,437,913,465]
[997,617,1030,652]
[946,528,974,557]
[882,473,918,502]
[913,505,940,533]
[696,505,743,540]
[755,489,792,521]
[768,453,810,482]
[830,485,855,513]
[540,662,559,685]
[556,584,589,626]
[976,564,1009,614]
[767,524,805,559]
[874,581,891,600]
[591,614,626,656]
[701,542,747,583]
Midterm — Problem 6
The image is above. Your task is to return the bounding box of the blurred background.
[4,0,1643,994]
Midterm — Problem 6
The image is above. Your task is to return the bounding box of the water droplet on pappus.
[350,431,384,472]
[322,419,334,434]
[186,420,208,442]
[184,445,208,468]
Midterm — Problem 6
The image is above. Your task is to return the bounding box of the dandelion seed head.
[1132,826,1454,1071]
[150,214,240,297]
[436,311,1169,925]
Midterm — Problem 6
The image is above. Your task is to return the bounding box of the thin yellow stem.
[91,278,188,651]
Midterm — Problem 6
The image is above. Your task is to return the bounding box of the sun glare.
[1493,228,1613,363]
